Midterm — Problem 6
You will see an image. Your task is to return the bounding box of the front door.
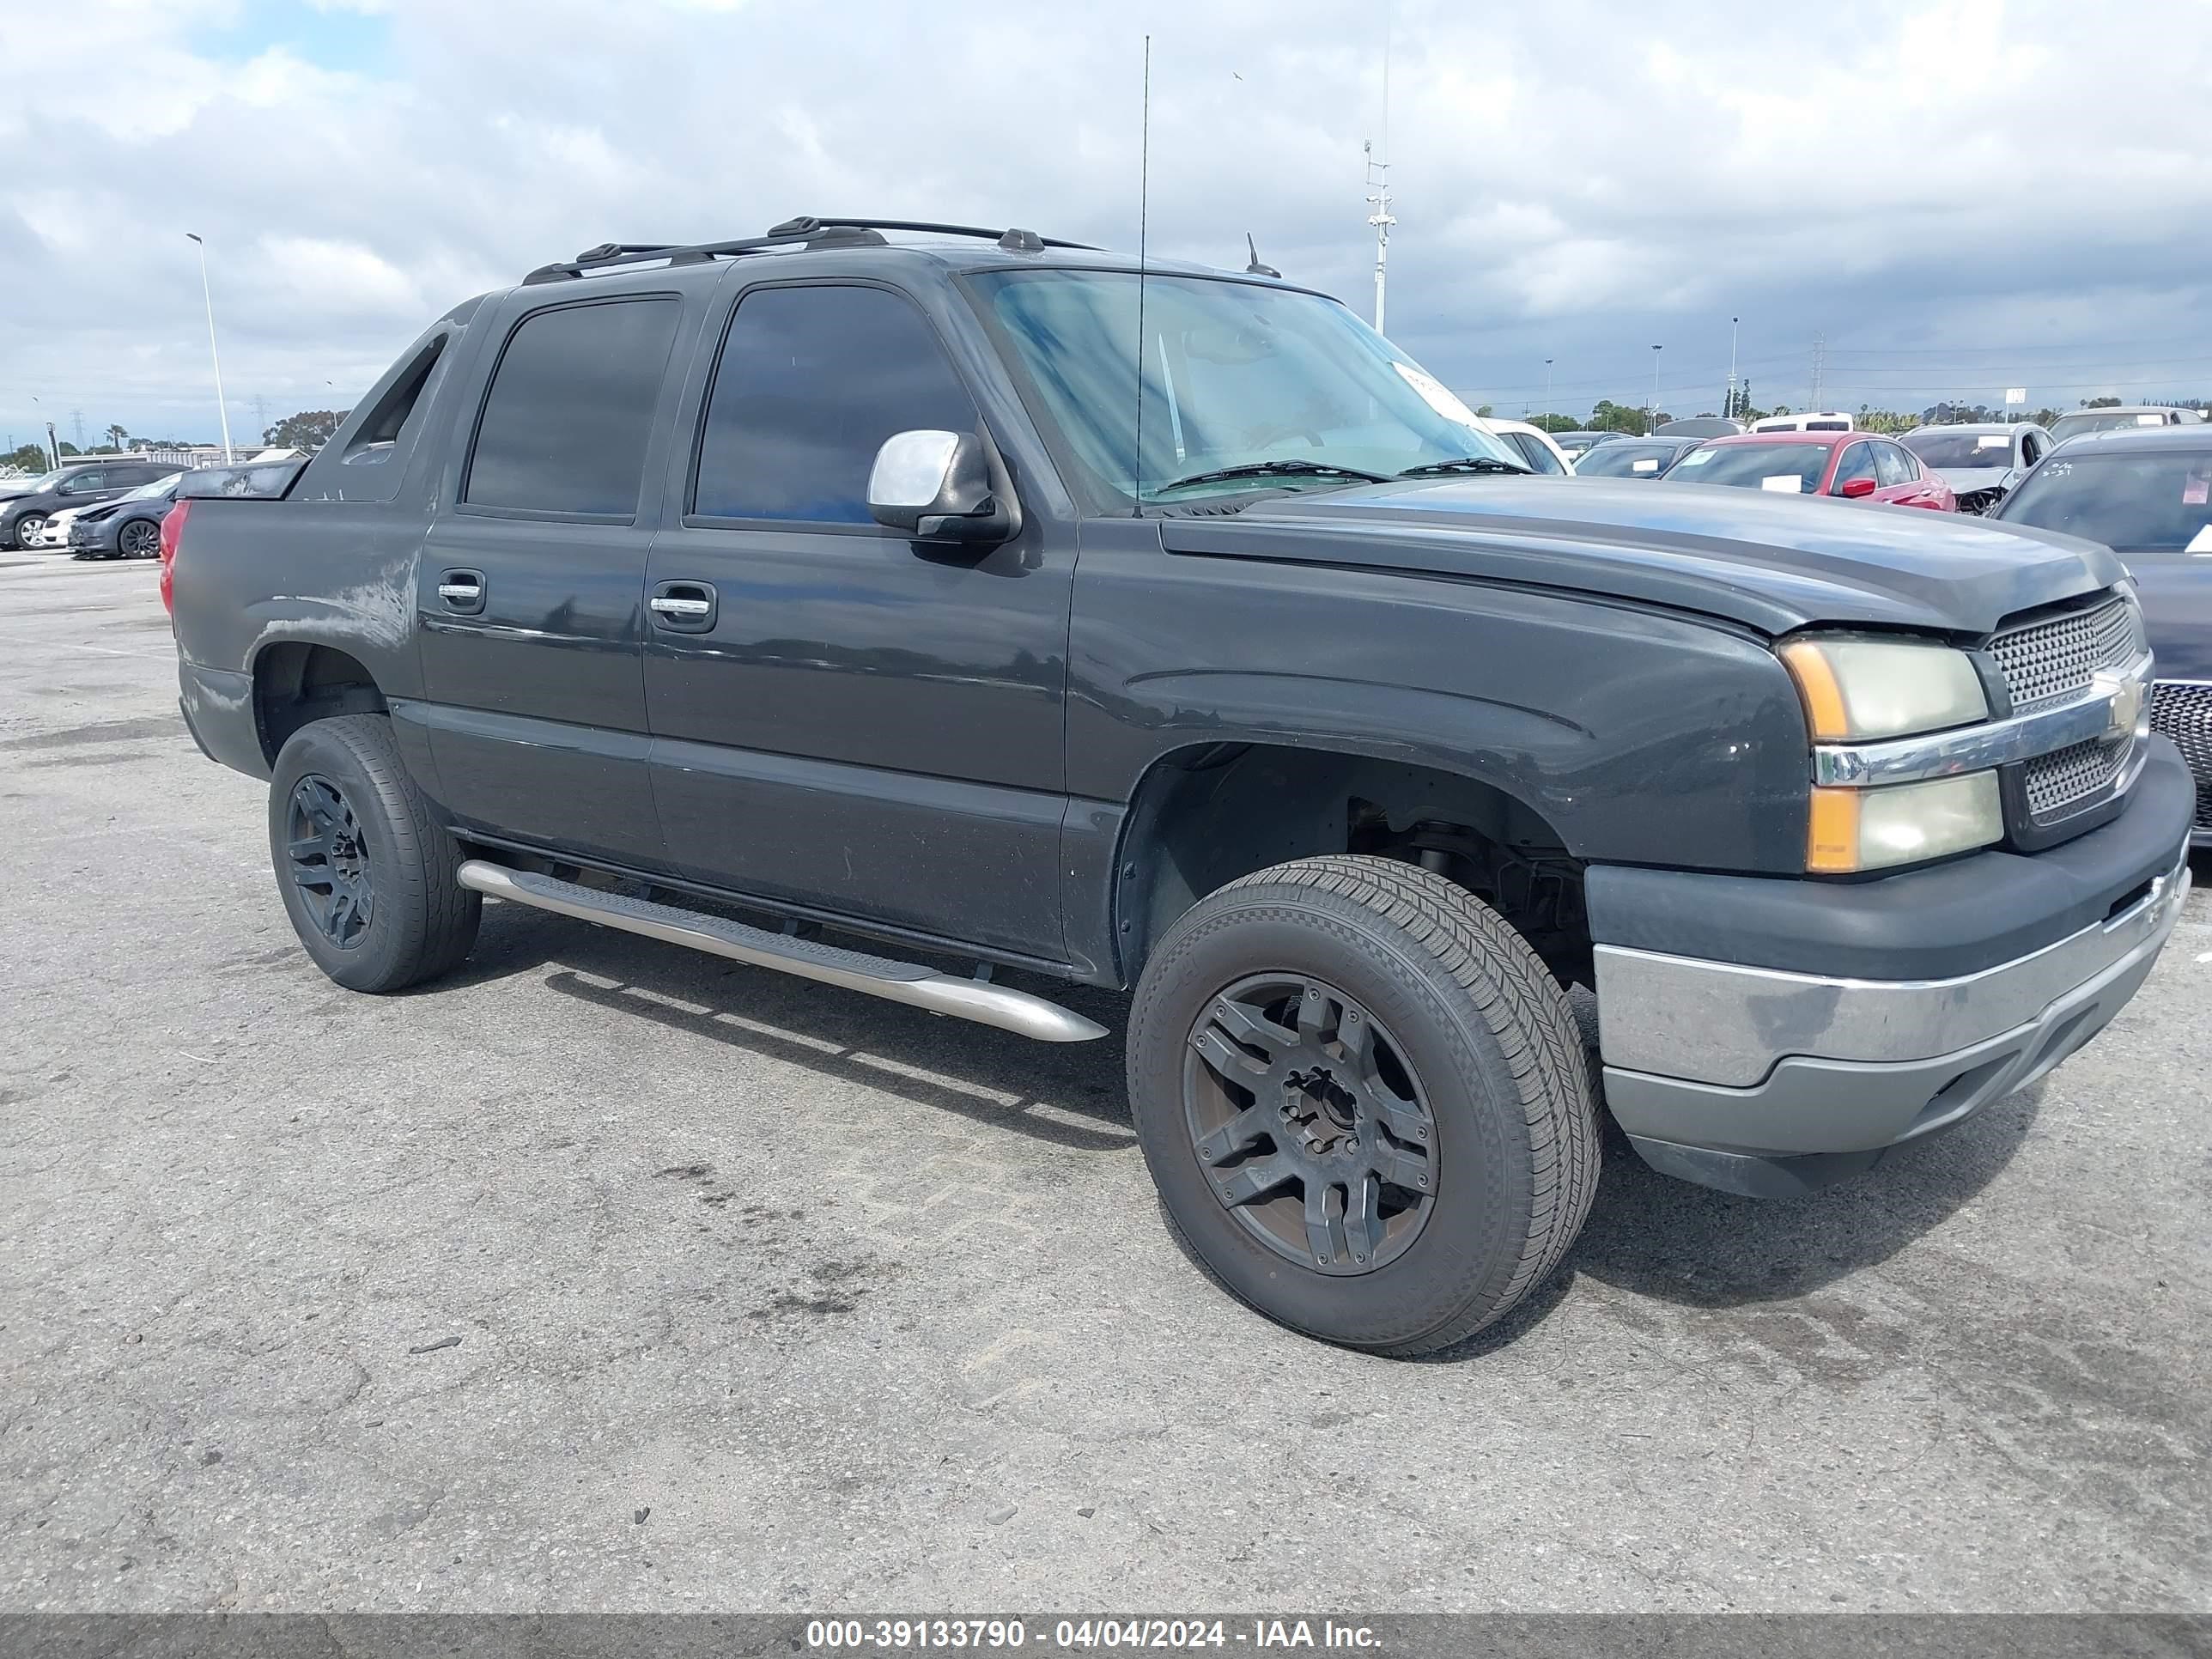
[414,290,686,870]
[641,279,1073,962]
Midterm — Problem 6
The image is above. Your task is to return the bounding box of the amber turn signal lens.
[1807,787,1862,873]
[1778,640,1851,741]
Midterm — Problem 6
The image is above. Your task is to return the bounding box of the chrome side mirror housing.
[866,429,1019,544]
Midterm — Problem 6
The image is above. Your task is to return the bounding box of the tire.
[10,513,46,550]
[268,714,481,993]
[1127,854,1599,1356]
[118,518,159,560]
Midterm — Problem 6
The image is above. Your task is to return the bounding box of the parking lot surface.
[3,553,2208,1613]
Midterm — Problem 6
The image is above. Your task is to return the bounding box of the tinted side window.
[1872,443,1914,487]
[2021,432,2042,465]
[695,284,978,524]
[1832,443,1879,492]
[1510,432,1565,474]
[465,297,680,516]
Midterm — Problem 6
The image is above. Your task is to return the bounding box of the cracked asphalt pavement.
[3,554,2209,1613]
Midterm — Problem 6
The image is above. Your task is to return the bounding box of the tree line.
[3,409,353,476]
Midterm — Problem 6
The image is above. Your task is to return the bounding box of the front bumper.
[1589,739,2197,1196]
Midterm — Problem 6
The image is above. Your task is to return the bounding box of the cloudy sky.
[7,0,2211,453]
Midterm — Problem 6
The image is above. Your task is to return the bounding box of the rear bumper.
[1588,738,2196,1196]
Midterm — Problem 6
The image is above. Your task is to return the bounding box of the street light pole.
[1542,358,1553,422]
[185,233,234,464]
[1726,316,1739,418]
[1649,344,1662,434]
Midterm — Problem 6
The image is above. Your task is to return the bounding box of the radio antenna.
[1132,33,1152,516]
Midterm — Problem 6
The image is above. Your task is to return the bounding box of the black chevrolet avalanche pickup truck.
[167,217,2195,1355]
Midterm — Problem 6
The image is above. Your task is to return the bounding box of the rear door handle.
[437,568,485,614]
[650,580,717,632]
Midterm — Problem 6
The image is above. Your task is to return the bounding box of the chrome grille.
[2150,680,2212,831]
[1987,593,2146,713]
[2022,737,2131,826]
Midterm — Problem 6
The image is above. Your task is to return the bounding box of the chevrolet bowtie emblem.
[2094,666,2146,742]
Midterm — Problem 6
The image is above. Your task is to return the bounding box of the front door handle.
[437,568,485,614]
[649,580,717,632]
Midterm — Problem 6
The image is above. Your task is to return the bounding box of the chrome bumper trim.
[1594,848,2191,1088]
[1813,650,2153,787]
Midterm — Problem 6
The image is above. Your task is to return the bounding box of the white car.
[28,504,93,547]
[1479,417,1577,475]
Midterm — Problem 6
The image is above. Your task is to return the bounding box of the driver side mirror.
[867,429,1019,544]
[1837,477,1878,499]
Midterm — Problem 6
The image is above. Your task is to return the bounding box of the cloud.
[5,0,2209,447]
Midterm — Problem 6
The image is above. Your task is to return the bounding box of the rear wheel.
[268,714,480,993]
[118,518,159,559]
[1127,854,1599,1355]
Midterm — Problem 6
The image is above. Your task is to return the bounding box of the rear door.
[640,276,1074,961]
[413,287,691,869]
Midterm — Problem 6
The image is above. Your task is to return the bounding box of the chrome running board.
[455,860,1108,1043]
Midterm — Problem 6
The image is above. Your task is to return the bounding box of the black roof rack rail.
[769,216,1097,251]
[521,216,1098,285]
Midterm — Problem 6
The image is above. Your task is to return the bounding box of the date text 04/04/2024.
[804,1620,1382,1650]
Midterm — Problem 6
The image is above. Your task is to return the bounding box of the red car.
[1667,430,1956,510]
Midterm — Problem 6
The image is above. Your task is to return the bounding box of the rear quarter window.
[464,296,682,518]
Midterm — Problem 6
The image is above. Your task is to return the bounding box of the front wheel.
[1127,855,1599,1355]
[118,518,160,559]
[10,513,47,549]
[268,714,481,993]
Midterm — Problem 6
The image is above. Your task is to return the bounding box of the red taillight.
[157,499,190,614]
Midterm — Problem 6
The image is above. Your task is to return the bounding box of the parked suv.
[1,457,173,549]
[167,217,2196,1355]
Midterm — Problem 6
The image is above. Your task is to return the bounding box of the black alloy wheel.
[1185,973,1437,1274]
[118,518,160,559]
[284,775,376,948]
[1127,854,1601,1353]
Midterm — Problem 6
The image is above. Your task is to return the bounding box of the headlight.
[1808,773,2003,873]
[1778,636,1988,741]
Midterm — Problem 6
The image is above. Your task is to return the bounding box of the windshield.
[1668,441,1831,493]
[2050,410,2172,442]
[1902,429,2015,468]
[125,472,184,501]
[16,469,65,492]
[970,270,1516,505]
[1996,450,2212,550]
[1573,441,1684,478]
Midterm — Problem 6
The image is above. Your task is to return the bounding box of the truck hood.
[1158,475,2122,636]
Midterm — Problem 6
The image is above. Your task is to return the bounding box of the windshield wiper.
[1395,455,1530,477]
[1153,459,1394,494]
